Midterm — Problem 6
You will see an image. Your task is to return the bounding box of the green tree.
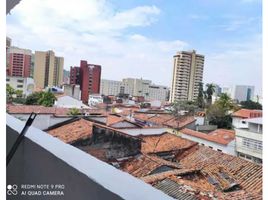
[171,101,198,117]
[240,100,262,110]
[217,93,236,111]
[206,103,232,129]
[6,84,16,102]
[206,93,238,129]
[25,92,42,105]
[37,91,57,107]
[205,83,215,107]
[67,108,81,116]
[196,82,205,108]
[26,91,56,107]
[15,90,23,98]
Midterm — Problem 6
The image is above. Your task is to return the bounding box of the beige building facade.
[170,50,204,102]
[34,50,64,89]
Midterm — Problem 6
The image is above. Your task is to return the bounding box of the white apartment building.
[235,117,262,164]
[100,78,169,102]
[231,85,254,102]
[170,50,204,102]
[6,76,35,97]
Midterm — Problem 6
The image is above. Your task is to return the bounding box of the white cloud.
[7,0,187,87]
[204,34,262,94]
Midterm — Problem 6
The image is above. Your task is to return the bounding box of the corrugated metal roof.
[154,179,197,200]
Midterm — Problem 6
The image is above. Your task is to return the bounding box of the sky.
[6,0,262,95]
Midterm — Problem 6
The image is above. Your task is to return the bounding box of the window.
[242,138,262,150]
[17,79,24,83]
[17,85,23,88]
[242,121,246,124]
[6,78,10,82]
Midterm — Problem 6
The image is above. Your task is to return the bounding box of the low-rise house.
[232,109,262,128]
[180,128,236,156]
[235,117,262,164]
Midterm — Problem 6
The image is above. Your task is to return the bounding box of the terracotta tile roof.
[120,154,180,178]
[106,115,124,126]
[7,105,70,115]
[180,128,235,145]
[47,118,93,143]
[140,133,197,154]
[177,145,262,195]
[146,114,175,125]
[232,109,262,119]
[163,116,196,129]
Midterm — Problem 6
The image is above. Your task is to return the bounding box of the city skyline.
[6,0,262,94]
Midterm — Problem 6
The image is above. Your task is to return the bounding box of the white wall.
[11,114,72,130]
[232,117,248,129]
[6,76,35,96]
[181,133,236,156]
[55,96,89,108]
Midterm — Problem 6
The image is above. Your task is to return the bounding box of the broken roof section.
[120,154,181,178]
[178,145,262,195]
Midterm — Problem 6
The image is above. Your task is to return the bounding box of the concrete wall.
[11,114,71,130]
[92,125,141,159]
[7,126,123,200]
[232,117,248,129]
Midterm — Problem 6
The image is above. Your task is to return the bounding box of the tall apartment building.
[231,85,254,102]
[7,47,32,78]
[6,37,11,71]
[34,50,64,89]
[100,78,169,102]
[170,50,204,102]
[70,60,101,104]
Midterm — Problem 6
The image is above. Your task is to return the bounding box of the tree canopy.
[26,91,56,107]
[240,100,262,110]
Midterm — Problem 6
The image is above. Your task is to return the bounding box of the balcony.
[6,114,174,200]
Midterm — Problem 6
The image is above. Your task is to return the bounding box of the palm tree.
[205,83,215,106]
[196,82,204,108]
[217,93,238,113]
